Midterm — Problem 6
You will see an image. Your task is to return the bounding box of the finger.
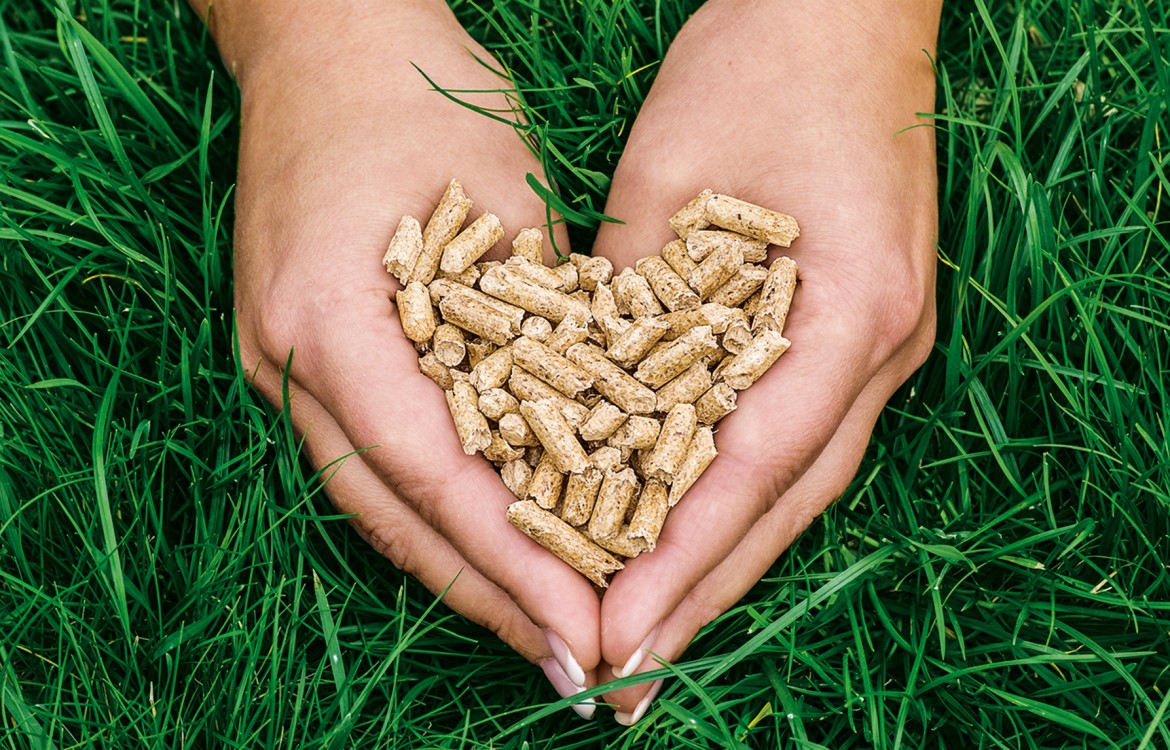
[600,367,901,719]
[281,292,604,675]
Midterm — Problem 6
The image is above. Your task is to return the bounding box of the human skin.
[191,0,940,725]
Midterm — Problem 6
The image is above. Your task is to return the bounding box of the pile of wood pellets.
[382,180,798,587]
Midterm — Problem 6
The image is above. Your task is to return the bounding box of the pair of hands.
[212,0,940,722]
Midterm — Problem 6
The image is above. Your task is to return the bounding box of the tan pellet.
[478,387,519,421]
[485,433,526,463]
[504,256,566,290]
[431,323,466,367]
[721,314,753,354]
[578,400,629,442]
[668,427,716,506]
[707,264,768,308]
[685,229,768,264]
[577,388,602,409]
[594,527,647,558]
[511,227,544,263]
[720,328,791,390]
[590,446,623,472]
[743,289,762,318]
[446,381,491,455]
[499,411,541,447]
[654,361,712,412]
[635,256,700,312]
[694,383,737,424]
[413,179,473,284]
[553,261,579,293]
[668,188,713,239]
[527,452,565,509]
[606,316,671,369]
[438,293,516,346]
[589,282,628,344]
[753,256,798,335]
[687,243,744,300]
[501,460,533,499]
[418,352,454,390]
[704,194,799,246]
[520,315,553,341]
[612,268,665,317]
[508,368,590,428]
[634,325,718,389]
[519,399,591,474]
[511,336,595,398]
[468,346,513,393]
[588,468,638,541]
[396,281,436,344]
[560,467,603,526]
[643,404,697,483]
[578,256,614,291]
[661,239,697,281]
[479,266,592,323]
[383,214,423,283]
[565,343,658,414]
[507,501,623,588]
[658,303,740,339]
[606,415,661,450]
[436,262,481,287]
[544,312,590,355]
[628,479,669,551]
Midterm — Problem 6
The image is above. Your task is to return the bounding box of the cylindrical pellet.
[659,303,739,339]
[578,256,614,291]
[520,315,553,341]
[436,262,481,287]
[512,336,595,398]
[643,404,697,483]
[565,343,658,414]
[594,527,647,558]
[753,256,798,335]
[439,293,516,346]
[633,325,718,389]
[479,266,593,323]
[485,433,526,463]
[440,212,503,274]
[606,316,671,369]
[606,415,661,450]
[545,312,590,355]
[499,412,541,447]
[561,467,603,527]
[519,399,591,474]
[707,264,768,308]
[668,427,717,506]
[508,368,590,428]
[383,214,423,283]
[507,501,623,588]
[704,193,800,246]
[662,238,698,280]
[527,452,565,509]
[418,352,454,390]
[719,329,791,390]
[554,261,579,293]
[668,188,712,240]
[467,339,498,370]
[612,268,665,317]
[505,256,566,290]
[396,281,436,344]
[431,323,466,367]
[590,282,629,345]
[588,468,638,541]
[445,381,491,455]
[654,361,712,412]
[628,479,669,552]
[501,460,533,499]
[468,346,513,392]
[685,229,767,264]
[743,289,762,318]
[590,446,623,472]
[478,387,519,420]
[577,400,629,442]
[721,315,754,354]
[687,243,744,299]
[413,179,473,284]
[636,256,700,311]
[511,227,544,263]
[694,383,737,424]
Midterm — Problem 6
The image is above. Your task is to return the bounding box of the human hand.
[589,0,941,722]
[208,0,602,716]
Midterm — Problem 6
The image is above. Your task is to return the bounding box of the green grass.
[2,0,1168,747]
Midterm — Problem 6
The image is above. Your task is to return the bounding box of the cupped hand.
[589,0,941,721]
[222,1,600,714]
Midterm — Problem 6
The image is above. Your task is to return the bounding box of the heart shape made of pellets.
[382,180,798,587]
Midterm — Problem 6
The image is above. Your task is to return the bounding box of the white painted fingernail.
[614,679,663,726]
[540,659,596,720]
[544,630,586,687]
[613,623,661,679]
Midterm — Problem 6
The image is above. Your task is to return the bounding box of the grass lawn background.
[2,0,1168,747]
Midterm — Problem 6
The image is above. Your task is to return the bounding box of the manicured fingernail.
[540,659,596,720]
[613,623,661,679]
[614,679,663,726]
[544,630,586,687]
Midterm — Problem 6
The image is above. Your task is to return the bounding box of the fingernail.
[613,623,661,679]
[614,679,663,726]
[540,659,596,720]
[543,630,586,688]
